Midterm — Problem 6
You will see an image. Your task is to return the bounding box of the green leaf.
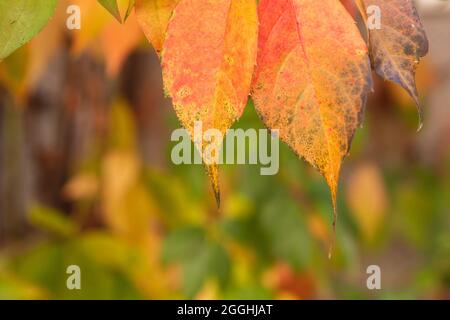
[259,195,312,270]
[162,227,205,264]
[0,0,58,60]
[183,243,229,298]
[162,227,230,297]
[98,0,135,23]
[98,0,123,23]
[28,205,77,237]
[5,240,142,299]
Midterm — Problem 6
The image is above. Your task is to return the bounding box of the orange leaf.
[359,0,428,129]
[162,0,258,204]
[252,0,372,226]
[135,0,180,54]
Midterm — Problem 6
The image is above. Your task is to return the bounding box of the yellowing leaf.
[252,0,372,225]
[0,0,58,60]
[71,0,113,54]
[101,150,153,240]
[98,0,123,22]
[359,0,429,129]
[162,0,258,204]
[346,162,388,243]
[135,0,180,54]
[28,205,78,237]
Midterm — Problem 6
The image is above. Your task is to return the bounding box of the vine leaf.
[135,0,180,54]
[0,0,58,60]
[162,0,258,205]
[359,0,429,130]
[252,0,372,226]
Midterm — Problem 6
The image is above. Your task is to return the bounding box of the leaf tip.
[206,164,221,209]
[416,104,424,133]
[325,170,339,259]
[213,187,221,209]
[417,119,424,133]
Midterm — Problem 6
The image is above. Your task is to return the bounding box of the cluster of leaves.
[0,0,428,225]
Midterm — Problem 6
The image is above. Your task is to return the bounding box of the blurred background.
[0,0,448,299]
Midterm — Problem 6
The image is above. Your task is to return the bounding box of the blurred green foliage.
[0,99,448,299]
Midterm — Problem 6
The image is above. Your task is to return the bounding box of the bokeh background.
[0,0,449,299]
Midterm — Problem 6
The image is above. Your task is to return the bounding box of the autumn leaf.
[162,0,258,205]
[252,0,372,226]
[135,0,180,54]
[358,0,429,129]
[0,0,58,60]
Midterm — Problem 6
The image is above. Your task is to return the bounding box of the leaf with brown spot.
[252,0,372,226]
[358,0,429,129]
[135,0,180,54]
[162,0,258,205]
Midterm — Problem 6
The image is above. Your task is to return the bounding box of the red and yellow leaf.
[135,0,180,54]
[252,0,372,224]
[162,0,258,204]
[358,0,429,129]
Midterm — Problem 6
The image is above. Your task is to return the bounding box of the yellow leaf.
[346,162,388,242]
[135,0,180,54]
